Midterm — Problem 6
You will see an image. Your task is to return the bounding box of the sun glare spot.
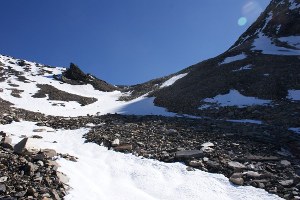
[238,17,247,26]
[242,1,263,22]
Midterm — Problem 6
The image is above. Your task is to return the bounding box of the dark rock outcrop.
[61,63,118,92]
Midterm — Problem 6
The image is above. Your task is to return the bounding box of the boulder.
[280,160,291,167]
[228,161,246,170]
[189,160,203,167]
[13,138,29,154]
[175,150,203,160]
[42,149,57,158]
[56,171,69,185]
[244,171,262,178]
[229,173,244,186]
[279,179,294,187]
[113,144,133,152]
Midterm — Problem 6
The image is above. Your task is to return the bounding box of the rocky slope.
[150,0,300,120]
[0,0,299,199]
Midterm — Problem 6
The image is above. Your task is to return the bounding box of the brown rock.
[114,144,133,152]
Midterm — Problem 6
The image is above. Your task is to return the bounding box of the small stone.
[37,160,44,166]
[231,173,243,178]
[175,150,203,160]
[34,153,46,161]
[114,144,133,152]
[200,142,215,153]
[229,176,244,186]
[0,183,6,192]
[279,179,294,187]
[33,128,46,132]
[112,139,120,147]
[26,187,37,197]
[228,161,246,170]
[258,182,265,188]
[50,189,61,200]
[186,166,196,171]
[201,142,214,147]
[280,160,291,167]
[203,157,209,162]
[189,160,202,167]
[47,160,61,167]
[42,149,57,158]
[56,171,69,185]
[0,176,8,183]
[23,162,38,175]
[244,171,261,178]
[14,190,27,197]
[31,135,43,139]
[206,160,220,168]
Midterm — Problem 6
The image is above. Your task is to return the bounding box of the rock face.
[60,63,118,92]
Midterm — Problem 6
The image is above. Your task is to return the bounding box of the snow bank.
[289,0,300,10]
[227,119,263,125]
[287,90,300,101]
[160,73,188,88]
[252,34,300,55]
[0,121,281,200]
[221,54,247,65]
[278,36,300,49]
[232,65,252,72]
[199,90,271,109]
[289,127,300,134]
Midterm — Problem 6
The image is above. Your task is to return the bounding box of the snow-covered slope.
[0,121,282,200]
[0,55,179,117]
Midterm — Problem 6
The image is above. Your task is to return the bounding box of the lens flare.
[238,17,247,26]
[242,1,263,22]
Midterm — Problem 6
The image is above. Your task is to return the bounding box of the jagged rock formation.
[60,63,118,92]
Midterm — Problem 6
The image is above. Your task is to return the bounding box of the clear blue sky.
[0,0,270,85]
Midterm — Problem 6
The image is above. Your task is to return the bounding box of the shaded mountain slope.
[148,0,300,122]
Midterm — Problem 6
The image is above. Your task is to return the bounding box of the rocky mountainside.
[0,0,300,199]
[144,0,300,126]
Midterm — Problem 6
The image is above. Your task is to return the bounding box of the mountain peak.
[230,0,300,54]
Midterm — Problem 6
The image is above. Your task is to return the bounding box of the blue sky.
[0,0,270,85]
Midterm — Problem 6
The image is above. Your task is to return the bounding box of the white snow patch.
[252,34,300,55]
[276,25,281,34]
[227,119,263,125]
[287,90,300,101]
[289,0,300,9]
[160,73,188,88]
[199,90,271,109]
[261,12,273,31]
[0,121,282,200]
[221,54,247,65]
[232,65,252,72]
[278,36,300,49]
[289,127,300,134]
